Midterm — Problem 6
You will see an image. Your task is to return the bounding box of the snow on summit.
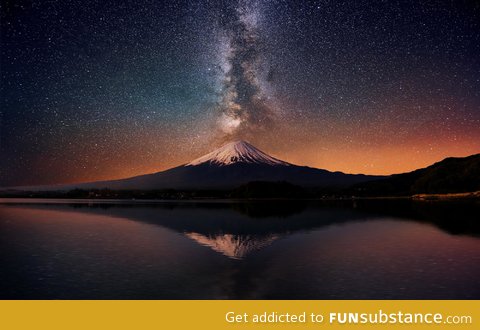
[187,141,290,167]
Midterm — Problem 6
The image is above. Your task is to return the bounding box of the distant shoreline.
[411,191,480,200]
[1,191,479,203]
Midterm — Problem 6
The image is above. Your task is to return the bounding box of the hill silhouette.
[352,154,480,196]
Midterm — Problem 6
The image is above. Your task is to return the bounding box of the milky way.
[214,0,277,140]
[1,0,479,186]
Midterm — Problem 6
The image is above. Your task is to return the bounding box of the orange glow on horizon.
[16,115,480,186]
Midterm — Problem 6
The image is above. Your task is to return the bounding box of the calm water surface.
[1,199,479,299]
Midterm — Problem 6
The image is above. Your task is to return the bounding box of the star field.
[1,0,479,186]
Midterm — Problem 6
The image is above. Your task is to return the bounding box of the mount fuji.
[186,140,290,167]
[11,141,381,191]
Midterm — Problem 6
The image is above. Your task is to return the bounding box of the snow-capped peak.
[186,140,290,167]
[185,232,280,259]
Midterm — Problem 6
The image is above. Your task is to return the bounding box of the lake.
[1,198,479,299]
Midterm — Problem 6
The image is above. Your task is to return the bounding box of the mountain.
[185,232,280,259]
[352,153,480,196]
[7,141,380,191]
[187,140,289,166]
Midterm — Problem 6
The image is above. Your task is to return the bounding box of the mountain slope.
[353,154,480,196]
[187,140,289,166]
[7,141,380,191]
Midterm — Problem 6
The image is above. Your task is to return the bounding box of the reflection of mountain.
[3,199,479,261]
[185,233,280,259]
[352,199,480,236]
[229,201,307,218]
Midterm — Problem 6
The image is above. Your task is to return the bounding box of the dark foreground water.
[1,198,479,299]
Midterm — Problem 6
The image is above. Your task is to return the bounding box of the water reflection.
[0,199,479,299]
[185,233,280,259]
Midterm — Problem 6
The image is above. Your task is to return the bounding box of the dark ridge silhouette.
[230,181,309,199]
[1,141,380,192]
[1,147,478,198]
[352,154,480,196]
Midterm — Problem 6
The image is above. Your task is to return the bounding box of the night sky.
[1,0,480,186]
